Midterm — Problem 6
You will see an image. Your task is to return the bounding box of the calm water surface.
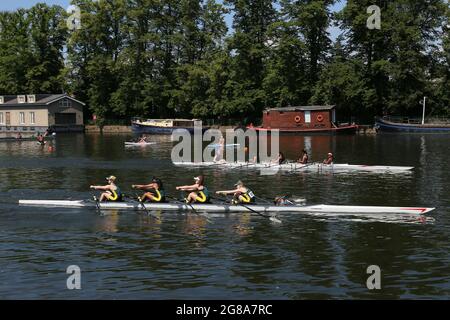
[0,133,449,299]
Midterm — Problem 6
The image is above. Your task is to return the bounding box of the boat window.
[305,111,311,123]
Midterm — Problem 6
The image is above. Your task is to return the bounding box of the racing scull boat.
[172,161,414,173]
[124,141,157,146]
[18,200,434,215]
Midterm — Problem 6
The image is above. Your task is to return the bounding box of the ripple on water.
[1,133,449,299]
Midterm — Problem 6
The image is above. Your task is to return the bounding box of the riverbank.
[85,125,132,133]
[84,124,376,134]
[84,125,237,133]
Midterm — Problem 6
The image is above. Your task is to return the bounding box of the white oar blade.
[270,216,282,224]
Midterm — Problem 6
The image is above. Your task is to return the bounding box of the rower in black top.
[272,152,286,165]
[323,152,334,165]
[298,149,308,164]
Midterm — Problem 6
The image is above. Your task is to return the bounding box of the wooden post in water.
[421,96,427,125]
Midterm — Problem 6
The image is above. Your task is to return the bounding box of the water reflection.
[1,133,448,299]
[181,214,208,247]
[233,212,253,237]
[136,210,163,239]
[95,210,120,233]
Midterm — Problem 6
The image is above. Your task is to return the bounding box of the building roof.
[266,105,335,112]
[0,94,85,107]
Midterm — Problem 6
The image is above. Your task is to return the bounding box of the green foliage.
[0,4,67,94]
[339,0,449,117]
[0,0,449,123]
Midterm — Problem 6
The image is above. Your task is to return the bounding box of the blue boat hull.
[375,118,450,133]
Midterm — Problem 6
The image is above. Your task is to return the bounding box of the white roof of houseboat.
[265,105,335,112]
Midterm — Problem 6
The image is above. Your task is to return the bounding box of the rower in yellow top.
[90,175,123,202]
[216,180,256,204]
[176,175,210,204]
[132,177,166,202]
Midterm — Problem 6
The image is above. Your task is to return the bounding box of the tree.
[223,0,277,119]
[0,4,67,94]
[339,0,449,116]
[312,37,376,122]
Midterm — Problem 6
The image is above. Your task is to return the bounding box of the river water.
[0,133,449,299]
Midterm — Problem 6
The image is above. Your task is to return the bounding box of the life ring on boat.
[294,116,301,123]
[317,114,324,122]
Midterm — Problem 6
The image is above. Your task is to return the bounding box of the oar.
[213,195,281,224]
[134,193,161,221]
[288,162,317,173]
[91,192,101,213]
[263,161,281,169]
[168,194,212,223]
[236,161,257,170]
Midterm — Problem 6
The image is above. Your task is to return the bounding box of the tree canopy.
[0,0,448,124]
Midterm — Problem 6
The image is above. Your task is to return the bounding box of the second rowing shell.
[18,200,434,215]
[124,142,157,146]
[172,162,414,173]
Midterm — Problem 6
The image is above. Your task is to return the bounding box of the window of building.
[19,112,25,124]
[0,112,3,124]
[18,95,26,103]
[59,98,72,108]
[30,112,35,124]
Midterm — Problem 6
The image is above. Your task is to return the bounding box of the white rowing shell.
[18,200,434,215]
[124,142,157,146]
[172,161,414,172]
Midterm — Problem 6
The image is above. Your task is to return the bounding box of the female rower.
[298,149,308,164]
[37,134,45,145]
[132,177,166,203]
[90,175,123,202]
[216,180,255,205]
[138,135,147,143]
[323,152,334,165]
[214,137,225,162]
[176,175,210,204]
[272,152,286,165]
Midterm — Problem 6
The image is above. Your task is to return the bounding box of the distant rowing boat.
[172,161,414,173]
[205,143,241,148]
[124,141,157,147]
[18,200,434,215]
[131,118,210,134]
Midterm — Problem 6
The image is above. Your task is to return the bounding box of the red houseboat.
[248,105,358,134]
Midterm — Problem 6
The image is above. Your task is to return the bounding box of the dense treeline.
[0,0,449,124]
